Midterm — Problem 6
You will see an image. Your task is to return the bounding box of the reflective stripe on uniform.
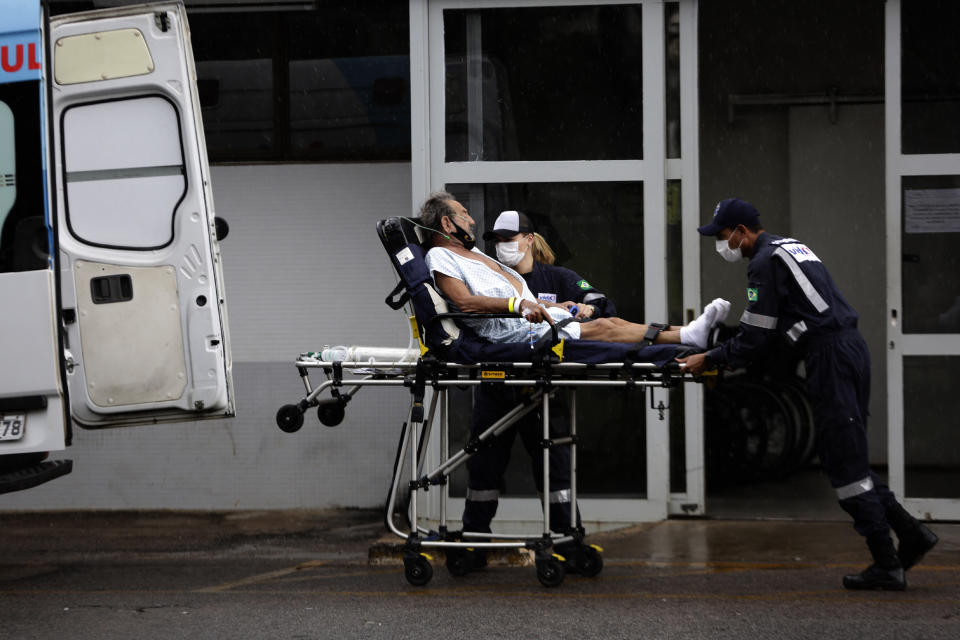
[538,489,572,504]
[836,475,874,500]
[466,488,500,502]
[741,310,778,329]
[786,320,808,342]
[773,247,830,313]
[583,292,605,303]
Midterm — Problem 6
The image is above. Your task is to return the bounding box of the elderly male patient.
[419,191,728,349]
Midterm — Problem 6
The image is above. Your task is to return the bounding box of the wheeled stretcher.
[275,217,708,587]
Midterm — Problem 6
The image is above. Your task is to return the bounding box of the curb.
[368,535,535,567]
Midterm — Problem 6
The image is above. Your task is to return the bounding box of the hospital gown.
[425,246,581,343]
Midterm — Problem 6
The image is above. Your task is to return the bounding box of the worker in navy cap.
[679,197,938,591]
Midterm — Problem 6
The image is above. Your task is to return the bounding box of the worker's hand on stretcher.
[518,298,555,325]
[558,301,594,319]
[676,352,709,376]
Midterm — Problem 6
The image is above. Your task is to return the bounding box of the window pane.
[0,80,47,273]
[904,356,960,498]
[444,5,643,162]
[445,181,647,497]
[901,176,960,334]
[667,180,685,492]
[665,2,681,159]
[902,1,960,154]
[0,103,17,248]
[285,6,410,161]
[63,98,185,249]
[188,3,410,162]
[448,182,646,321]
[288,55,409,159]
[191,12,277,159]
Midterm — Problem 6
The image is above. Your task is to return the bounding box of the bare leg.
[578,299,729,348]
[579,318,682,344]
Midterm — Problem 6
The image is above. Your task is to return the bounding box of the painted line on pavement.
[195,560,328,593]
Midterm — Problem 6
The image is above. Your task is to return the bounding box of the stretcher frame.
[277,348,699,587]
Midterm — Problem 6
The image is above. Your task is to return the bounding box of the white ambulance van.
[0,1,233,494]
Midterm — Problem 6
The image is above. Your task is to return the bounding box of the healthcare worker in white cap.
[482,210,617,320]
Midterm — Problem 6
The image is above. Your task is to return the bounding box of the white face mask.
[496,240,526,266]
[716,233,744,263]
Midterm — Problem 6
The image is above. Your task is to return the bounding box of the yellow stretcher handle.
[409,315,429,356]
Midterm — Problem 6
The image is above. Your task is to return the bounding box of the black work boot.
[897,523,939,570]
[842,563,906,591]
[885,502,939,571]
[843,535,906,591]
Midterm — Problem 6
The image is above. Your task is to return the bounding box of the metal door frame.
[885,0,960,519]
[409,0,703,528]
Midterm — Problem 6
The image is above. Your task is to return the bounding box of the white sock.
[679,303,720,349]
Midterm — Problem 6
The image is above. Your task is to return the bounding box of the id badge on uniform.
[538,293,557,303]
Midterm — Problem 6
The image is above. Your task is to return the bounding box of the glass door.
[409,0,702,527]
[885,0,960,520]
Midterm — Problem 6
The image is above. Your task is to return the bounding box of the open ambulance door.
[50,3,234,428]
[0,1,234,494]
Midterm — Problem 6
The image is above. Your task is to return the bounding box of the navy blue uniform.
[462,261,614,539]
[706,232,900,545]
[463,385,579,537]
[522,262,617,318]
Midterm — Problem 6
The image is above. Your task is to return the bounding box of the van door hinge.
[155,12,170,32]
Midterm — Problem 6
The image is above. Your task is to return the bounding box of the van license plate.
[0,415,25,441]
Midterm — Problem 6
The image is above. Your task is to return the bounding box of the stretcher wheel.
[276,404,304,433]
[577,546,603,578]
[317,401,346,427]
[536,557,565,588]
[445,549,470,577]
[404,554,433,586]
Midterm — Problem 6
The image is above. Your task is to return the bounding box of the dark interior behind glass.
[902,1,960,154]
[444,5,643,162]
[900,175,960,334]
[0,80,47,273]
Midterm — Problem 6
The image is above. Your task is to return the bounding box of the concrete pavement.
[1,510,958,639]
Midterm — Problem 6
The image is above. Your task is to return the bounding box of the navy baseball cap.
[482,210,535,240]
[697,198,760,236]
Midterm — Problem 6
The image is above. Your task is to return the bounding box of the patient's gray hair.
[419,191,456,244]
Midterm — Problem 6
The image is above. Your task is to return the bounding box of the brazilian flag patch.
[576,279,592,290]
[747,287,759,302]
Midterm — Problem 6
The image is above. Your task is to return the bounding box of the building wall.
[2,163,414,510]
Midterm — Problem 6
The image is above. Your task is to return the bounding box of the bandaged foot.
[709,298,731,325]
[679,298,730,348]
